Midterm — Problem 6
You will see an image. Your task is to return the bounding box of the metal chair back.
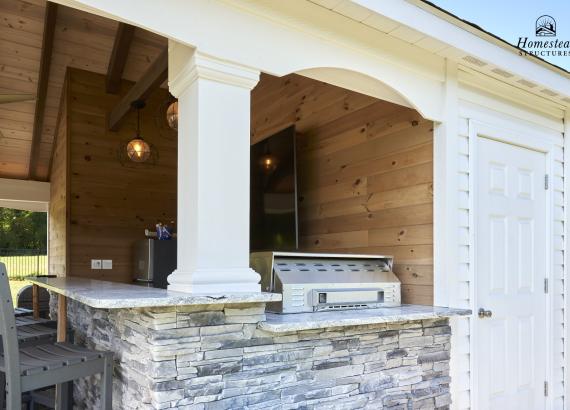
[0,262,23,406]
[17,284,51,318]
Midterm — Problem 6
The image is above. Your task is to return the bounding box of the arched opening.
[250,70,434,305]
[296,67,415,113]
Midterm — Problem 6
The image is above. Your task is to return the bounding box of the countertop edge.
[258,307,472,333]
[28,277,281,309]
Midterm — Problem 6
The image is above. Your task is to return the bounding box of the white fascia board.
[0,178,50,203]
[352,0,570,98]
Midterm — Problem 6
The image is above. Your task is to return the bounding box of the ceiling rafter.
[108,48,168,131]
[28,1,58,181]
[106,22,136,94]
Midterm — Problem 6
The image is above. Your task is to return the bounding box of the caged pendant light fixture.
[165,99,178,131]
[117,100,158,167]
[127,100,151,163]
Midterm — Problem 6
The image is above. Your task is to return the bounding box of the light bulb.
[127,138,151,163]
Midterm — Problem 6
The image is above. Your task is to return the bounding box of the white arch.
[296,67,419,115]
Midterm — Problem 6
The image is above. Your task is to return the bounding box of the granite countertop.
[259,305,471,333]
[29,277,281,309]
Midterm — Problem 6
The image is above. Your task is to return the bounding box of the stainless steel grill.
[250,252,401,313]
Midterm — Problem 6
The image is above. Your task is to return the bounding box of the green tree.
[0,208,47,251]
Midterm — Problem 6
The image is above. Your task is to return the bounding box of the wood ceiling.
[0,0,167,181]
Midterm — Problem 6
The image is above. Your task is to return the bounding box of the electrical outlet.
[91,259,102,269]
[102,259,113,270]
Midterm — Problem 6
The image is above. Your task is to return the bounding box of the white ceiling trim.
[319,0,570,103]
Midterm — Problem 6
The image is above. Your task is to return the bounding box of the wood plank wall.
[251,74,434,304]
[48,74,69,277]
[55,68,177,282]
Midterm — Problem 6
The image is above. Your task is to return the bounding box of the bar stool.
[0,263,113,409]
[1,298,59,408]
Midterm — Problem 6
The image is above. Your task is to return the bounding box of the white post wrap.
[167,41,261,293]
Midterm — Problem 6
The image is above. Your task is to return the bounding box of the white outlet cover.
[91,259,102,269]
[102,260,113,270]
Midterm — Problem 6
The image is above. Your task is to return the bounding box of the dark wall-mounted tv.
[250,126,298,252]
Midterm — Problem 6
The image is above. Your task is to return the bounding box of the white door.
[475,137,548,410]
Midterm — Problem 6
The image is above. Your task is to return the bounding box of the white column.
[167,42,261,294]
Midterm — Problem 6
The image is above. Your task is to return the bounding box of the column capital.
[168,41,260,97]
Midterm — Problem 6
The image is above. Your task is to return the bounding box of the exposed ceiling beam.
[28,2,58,180]
[108,48,168,131]
[48,72,69,181]
[106,22,135,94]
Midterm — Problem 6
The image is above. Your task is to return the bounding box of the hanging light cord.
[136,107,141,138]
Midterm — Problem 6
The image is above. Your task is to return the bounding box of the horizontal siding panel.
[458,118,469,137]
[454,390,471,409]
[457,282,470,300]
[458,154,469,172]
[553,146,563,162]
[458,210,469,227]
[554,236,564,250]
[458,135,469,154]
[554,250,564,265]
[458,191,469,210]
[454,353,471,372]
[552,265,564,280]
[454,300,471,309]
[458,245,469,263]
[554,205,564,221]
[457,263,470,281]
[458,227,469,245]
[554,221,564,235]
[458,173,469,192]
[553,175,564,192]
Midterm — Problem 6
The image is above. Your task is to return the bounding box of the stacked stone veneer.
[59,299,452,410]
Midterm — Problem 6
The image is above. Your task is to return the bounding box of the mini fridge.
[133,239,177,289]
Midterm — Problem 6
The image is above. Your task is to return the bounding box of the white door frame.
[468,119,555,410]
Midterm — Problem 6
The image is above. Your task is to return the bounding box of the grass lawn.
[0,254,47,280]
[1,254,46,307]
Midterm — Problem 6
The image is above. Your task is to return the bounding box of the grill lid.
[273,255,394,285]
[251,252,398,292]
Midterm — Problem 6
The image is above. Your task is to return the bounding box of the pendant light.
[127,100,151,163]
[259,144,278,173]
[166,99,178,131]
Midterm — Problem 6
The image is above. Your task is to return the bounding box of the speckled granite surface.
[30,276,281,309]
[260,305,471,332]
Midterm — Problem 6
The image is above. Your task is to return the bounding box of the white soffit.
[309,0,570,109]
[0,178,50,203]
[0,200,48,213]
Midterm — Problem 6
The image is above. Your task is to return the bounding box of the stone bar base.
[57,299,452,410]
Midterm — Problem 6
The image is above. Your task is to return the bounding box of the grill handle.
[311,288,387,307]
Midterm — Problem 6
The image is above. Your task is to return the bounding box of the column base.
[167,268,261,294]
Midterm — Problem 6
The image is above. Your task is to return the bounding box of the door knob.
[478,308,492,318]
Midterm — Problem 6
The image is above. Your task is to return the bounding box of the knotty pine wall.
[251,74,434,304]
[48,77,69,277]
[49,68,177,282]
[50,69,433,298]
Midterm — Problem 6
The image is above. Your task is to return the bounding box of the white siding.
[450,78,565,409]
